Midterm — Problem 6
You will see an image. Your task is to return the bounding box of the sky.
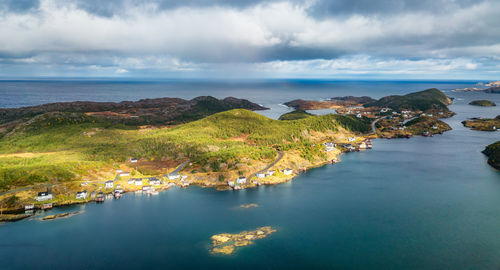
[0,0,499,80]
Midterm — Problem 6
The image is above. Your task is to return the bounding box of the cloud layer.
[0,0,499,78]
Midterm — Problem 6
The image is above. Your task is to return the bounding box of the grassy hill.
[0,109,370,190]
[365,88,453,113]
[278,110,313,120]
[483,141,500,170]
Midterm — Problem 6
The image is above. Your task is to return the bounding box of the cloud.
[0,0,499,78]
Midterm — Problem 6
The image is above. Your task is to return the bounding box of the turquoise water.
[0,80,499,269]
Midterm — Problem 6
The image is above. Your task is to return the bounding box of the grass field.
[0,109,370,191]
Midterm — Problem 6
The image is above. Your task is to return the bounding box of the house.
[432,126,438,130]
[380,108,390,113]
[356,113,362,118]
[236,177,247,185]
[256,173,266,178]
[127,179,135,185]
[283,169,293,175]
[266,170,276,176]
[342,144,356,151]
[130,158,138,163]
[149,178,161,186]
[359,142,367,149]
[119,172,130,177]
[76,191,88,199]
[227,181,235,187]
[142,185,152,191]
[348,137,356,142]
[35,191,53,202]
[114,188,123,194]
[167,173,180,180]
[324,142,336,152]
[134,179,143,186]
[105,181,114,189]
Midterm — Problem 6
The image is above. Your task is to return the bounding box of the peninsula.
[0,89,455,221]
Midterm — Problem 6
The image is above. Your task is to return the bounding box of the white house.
[35,191,53,202]
[149,178,161,186]
[324,142,336,152]
[105,181,114,189]
[356,113,362,118]
[142,185,152,191]
[119,172,130,177]
[127,179,135,185]
[130,158,138,163]
[283,169,293,175]
[348,137,356,142]
[76,191,87,199]
[236,177,247,185]
[227,181,235,187]
[167,173,180,180]
[256,173,266,178]
[134,179,143,186]
[266,170,276,176]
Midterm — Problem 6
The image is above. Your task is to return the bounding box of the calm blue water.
[0,80,499,270]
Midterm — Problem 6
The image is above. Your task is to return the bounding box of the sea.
[0,79,499,270]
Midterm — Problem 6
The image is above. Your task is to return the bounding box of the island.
[0,89,456,222]
[462,116,500,131]
[469,100,496,107]
[483,142,500,170]
[210,226,276,255]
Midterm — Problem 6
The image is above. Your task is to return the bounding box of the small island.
[462,116,500,131]
[210,226,276,255]
[469,100,496,107]
[483,141,500,170]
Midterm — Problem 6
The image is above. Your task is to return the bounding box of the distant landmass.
[0,96,268,126]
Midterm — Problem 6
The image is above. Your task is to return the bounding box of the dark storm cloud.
[0,0,39,13]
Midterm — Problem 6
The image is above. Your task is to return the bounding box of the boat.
[41,203,53,210]
[114,191,122,199]
[95,192,105,203]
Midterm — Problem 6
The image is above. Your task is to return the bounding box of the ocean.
[0,79,499,270]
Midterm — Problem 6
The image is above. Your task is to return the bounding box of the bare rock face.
[0,96,268,125]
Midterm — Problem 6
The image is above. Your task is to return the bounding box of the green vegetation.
[365,88,453,113]
[483,141,500,170]
[0,109,370,191]
[278,110,313,120]
[469,100,496,107]
[462,116,500,131]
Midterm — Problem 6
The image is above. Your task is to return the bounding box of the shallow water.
[0,80,499,269]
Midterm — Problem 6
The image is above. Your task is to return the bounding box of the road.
[370,117,383,134]
[246,151,284,181]
[166,160,190,176]
[402,116,418,125]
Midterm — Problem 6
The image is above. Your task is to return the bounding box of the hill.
[364,88,453,114]
[0,109,370,191]
[483,141,500,170]
[278,110,313,120]
[469,100,496,107]
[0,96,268,126]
